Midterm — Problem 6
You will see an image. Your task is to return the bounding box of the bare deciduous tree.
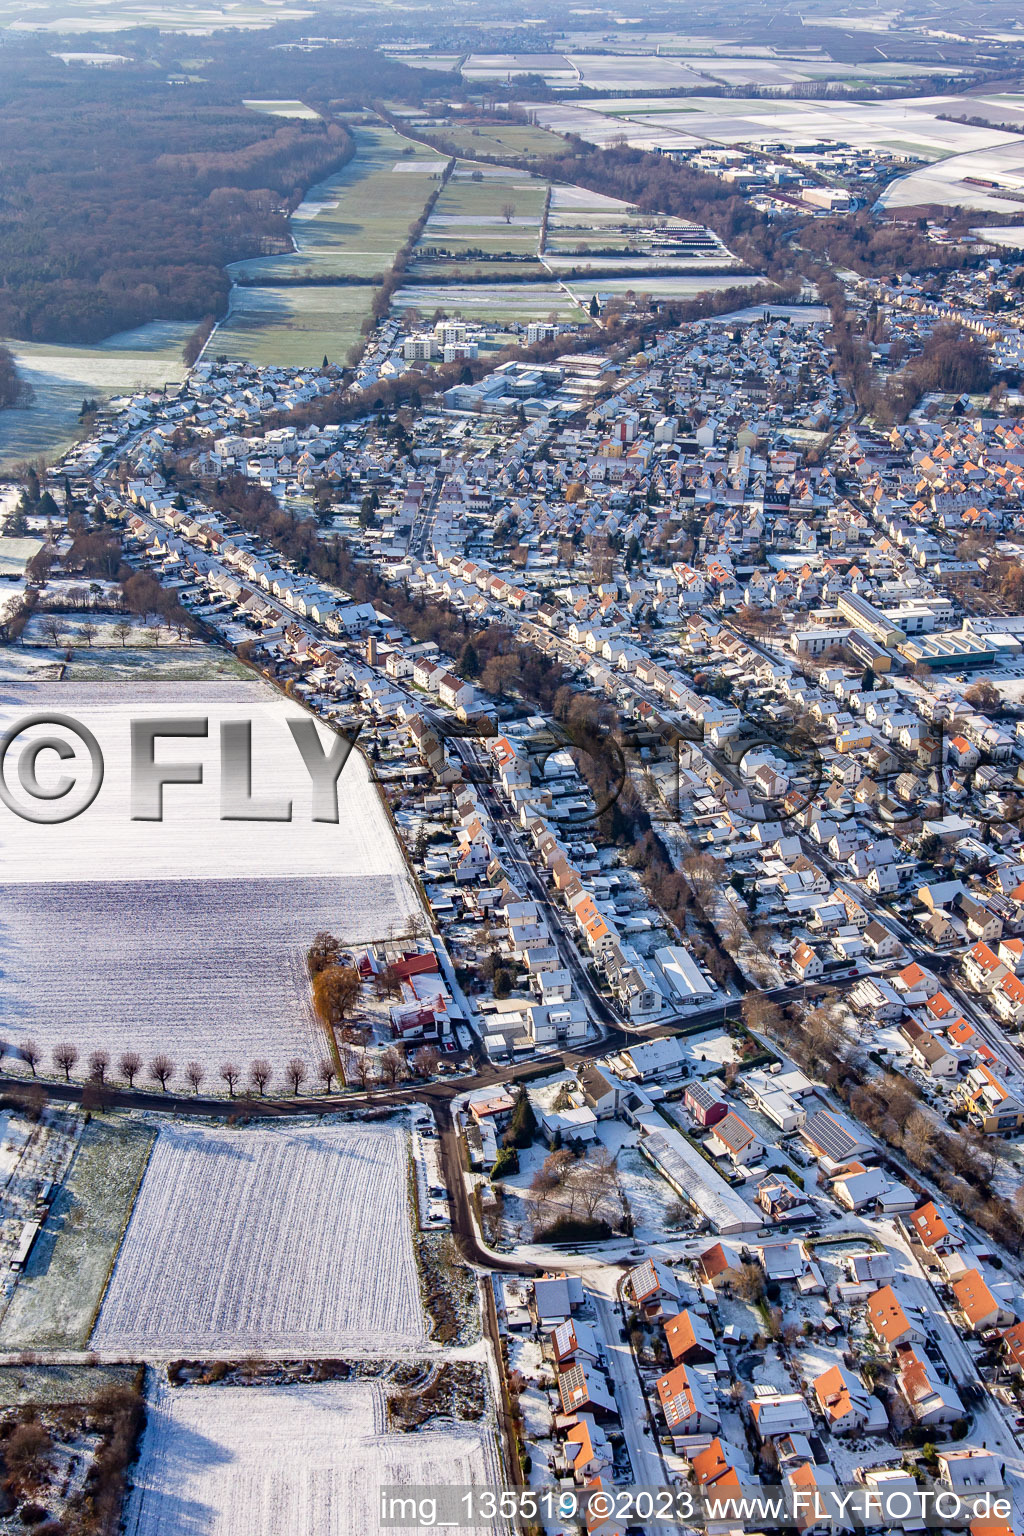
[286,1058,308,1095]
[79,619,98,648]
[682,852,719,913]
[344,1049,374,1091]
[185,1061,205,1095]
[306,930,340,976]
[739,995,779,1032]
[149,1054,174,1092]
[734,1261,766,1303]
[220,1061,240,1098]
[88,1049,110,1084]
[501,202,516,224]
[118,1050,142,1088]
[374,964,403,1001]
[379,1045,406,1087]
[569,1150,619,1220]
[317,1059,337,1094]
[40,614,65,649]
[250,1059,272,1097]
[112,619,133,647]
[53,1042,79,1081]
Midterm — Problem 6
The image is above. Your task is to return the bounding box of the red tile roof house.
[999,1319,1024,1375]
[698,1243,742,1289]
[792,941,824,980]
[654,1362,719,1437]
[900,1200,961,1257]
[866,1285,924,1352]
[951,1269,1015,1332]
[813,1364,888,1435]
[663,1309,716,1365]
[894,1345,965,1426]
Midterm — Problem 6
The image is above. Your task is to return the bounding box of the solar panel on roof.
[559,1361,588,1411]
[805,1110,857,1162]
[631,1258,659,1298]
[553,1319,575,1356]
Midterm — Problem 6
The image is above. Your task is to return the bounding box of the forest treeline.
[0,42,455,346]
[0,345,31,410]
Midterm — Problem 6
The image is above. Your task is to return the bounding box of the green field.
[217,123,444,368]
[0,1117,155,1350]
[0,1365,138,1407]
[408,257,547,281]
[0,319,192,472]
[66,645,253,681]
[214,284,377,367]
[417,163,547,257]
[393,281,581,322]
[433,122,568,161]
[229,123,447,283]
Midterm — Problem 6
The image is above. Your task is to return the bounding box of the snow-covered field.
[525,92,1024,206]
[126,1379,500,1536]
[0,876,357,1074]
[0,680,422,888]
[0,680,423,1074]
[92,1123,427,1354]
[0,321,192,471]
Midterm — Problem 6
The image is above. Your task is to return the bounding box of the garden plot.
[417,165,547,257]
[544,185,735,270]
[92,1123,427,1354]
[595,1121,680,1235]
[126,1379,500,1536]
[23,612,183,647]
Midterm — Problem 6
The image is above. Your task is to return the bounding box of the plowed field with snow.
[125,1379,500,1536]
[92,1122,427,1354]
[0,681,424,1076]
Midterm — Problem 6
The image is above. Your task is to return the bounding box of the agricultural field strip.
[227,123,444,283]
[0,320,192,472]
[522,92,1024,168]
[0,876,366,1076]
[125,1379,503,1536]
[93,1124,428,1354]
[218,123,443,365]
[0,678,423,889]
[0,1119,156,1351]
[0,678,422,1074]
